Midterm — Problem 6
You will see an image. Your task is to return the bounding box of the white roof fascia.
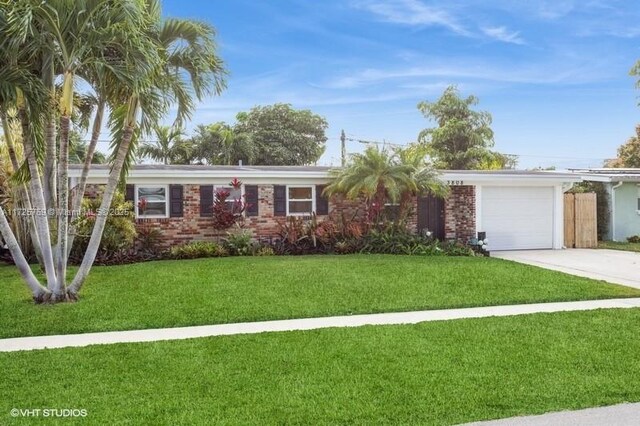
[70,167,581,186]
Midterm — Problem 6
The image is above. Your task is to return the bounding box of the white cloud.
[352,0,470,36]
[481,26,525,44]
[322,60,610,89]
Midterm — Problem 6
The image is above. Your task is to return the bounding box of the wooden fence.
[564,193,597,248]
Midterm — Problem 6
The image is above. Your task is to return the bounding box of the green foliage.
[71,192,136,255]
[253,246,275,256]
[135,227,163,254]
[417,85,509,170]
[223,228,254,256]
[568,182,610,240]
[273,213,473,257]
[605,125,640,167]
[168,241,228,260]
[234,103,328,165]
[628,235,640,243]
[69,131,106,164]
[188,122,255,165]
[138,125,191,165]
[326,145,448,224]
[358,227,442,255]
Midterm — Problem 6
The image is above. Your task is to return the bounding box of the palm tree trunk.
[0,108,44,266]
[43,114,57,211]
[68,124,135,296]
[66,98,105,259]
[18,107,57,289]
[53,114,70,299]
[42,58,57,213]
[0,205,50,302]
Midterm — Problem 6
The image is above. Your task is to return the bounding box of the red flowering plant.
[229,178,242,189]
[137,197,148,216]
[212,179,248,230]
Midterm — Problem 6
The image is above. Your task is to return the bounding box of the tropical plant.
[223,227,253,256]
[325,145,448,225]
[234,103,327,165]
[417,85,508,170]
[188,122,254,165]
[71,192,136,257]
[138,125,189,165]
[168,241,227,260]
[0,0,227,303]
[69,131,106,164]
[211,178,247,230]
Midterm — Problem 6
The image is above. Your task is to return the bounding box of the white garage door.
[481,186,554,251]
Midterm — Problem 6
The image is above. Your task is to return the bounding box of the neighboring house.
[69,165,580,251]
[571,168,640,241]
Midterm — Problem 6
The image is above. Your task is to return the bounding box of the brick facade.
[84,183,476,247]
[444,185,476,242]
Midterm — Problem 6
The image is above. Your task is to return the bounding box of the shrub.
[628,235,640,243]
[359,226,441,255]
[253,246,275,256]
[168,241,227,259]
[223,227,254,256]
[441,241,476,257]
[71,192,136,256]
[212,179,247,231]
[136,227,163,254]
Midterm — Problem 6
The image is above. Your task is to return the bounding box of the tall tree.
[604,125,640,167]
[189,122,254,165]
[139,125,187,165]
[417,85,506,170]
[234,103,327,165]
[0,0,227,302]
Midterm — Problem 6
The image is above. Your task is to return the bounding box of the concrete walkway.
[463,402,640,425]
[2,298,640,352]
[493,249,640,289]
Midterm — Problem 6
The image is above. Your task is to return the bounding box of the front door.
[417,195,445,240]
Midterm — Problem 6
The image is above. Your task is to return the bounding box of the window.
[136,185,168,218]
[214,185,243,213]
[287,185,315,216]
[384,203,401,221]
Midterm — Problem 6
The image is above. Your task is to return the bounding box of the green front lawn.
[599,241,640,253]
[2,309,640,424]
[1,255,639,339]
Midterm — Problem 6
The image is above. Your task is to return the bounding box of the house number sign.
[446,180,464,185]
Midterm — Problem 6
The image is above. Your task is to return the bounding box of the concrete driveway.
[492,249,640,289]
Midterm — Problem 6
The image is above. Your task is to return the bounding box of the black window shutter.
[169,185,183,218]
[200,185,213,217]
[245,185,259,216]
[273,185,286,216]
[316,185,329,215]
[125,184,135,202]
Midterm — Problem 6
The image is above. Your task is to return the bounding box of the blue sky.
[161,0,640,169]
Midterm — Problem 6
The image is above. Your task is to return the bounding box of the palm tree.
[0,0,227,302]
[201,122,254,165]
[139,125,186,165]
[325,145,448,224]
[67,3,227,297]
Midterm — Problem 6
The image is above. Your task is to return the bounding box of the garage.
[480,186,555,251]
